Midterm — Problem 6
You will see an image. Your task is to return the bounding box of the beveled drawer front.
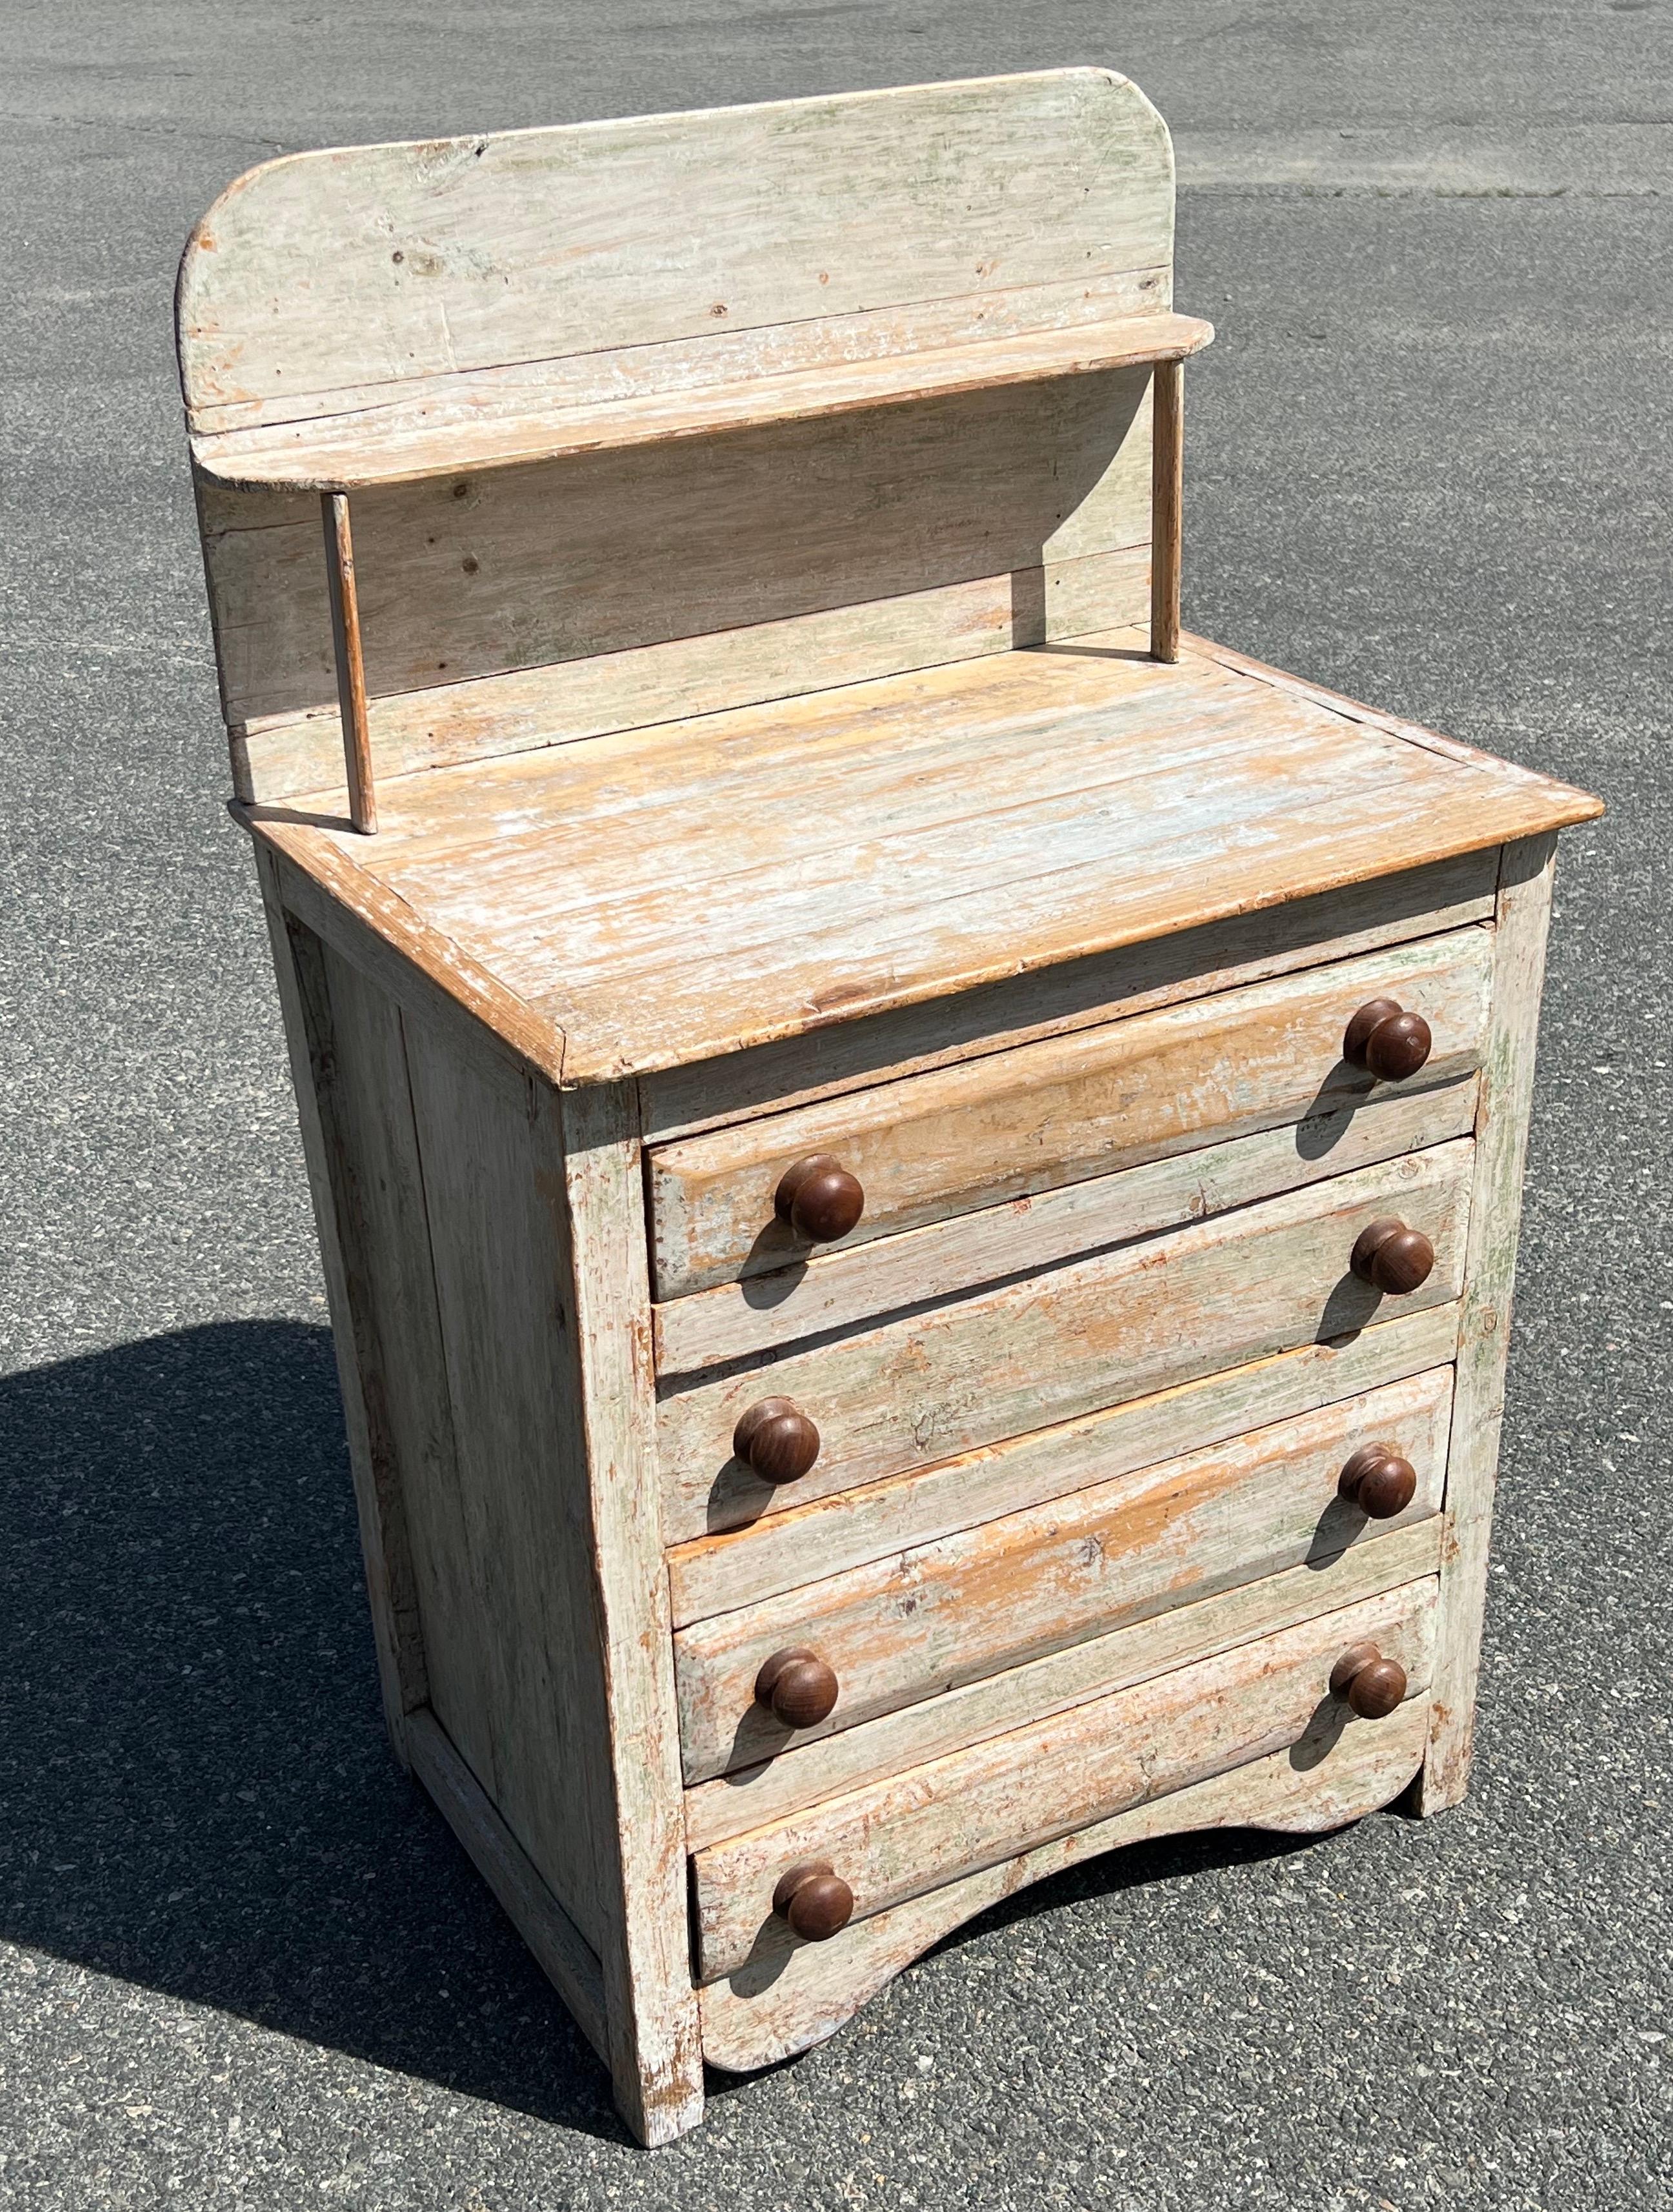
[674,1366,1451,1784]
[648,924,1492,1302]
[656,1139,1473,1544]
[692,1574,1438,1979]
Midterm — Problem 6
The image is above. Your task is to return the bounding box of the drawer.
[656,1138,1473,1543]
[648,925,1492,1302]
[692,1574,1438,1980]
[674,1365,1451,1784]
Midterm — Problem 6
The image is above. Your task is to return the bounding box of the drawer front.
[674,1365,1452,1784]
[685,1513,1441,1852]
[692,1575,1438,1979]
[649,925,1491,1301]
[656,1138,1473,1543]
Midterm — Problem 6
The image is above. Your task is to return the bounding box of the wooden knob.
[1350,1216,1436,1295]
[1343,997,1433,1081]
[755,1647,840,1728]
[1338,1443,1418,1518]
[1330,1642,1408,1720]
[772,1860,854,1941]
[775,1154,865,1243]
[733,1397,821,1484]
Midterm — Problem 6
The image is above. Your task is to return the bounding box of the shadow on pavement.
[0,1322,626,2142]
[3,1321,1399,2129]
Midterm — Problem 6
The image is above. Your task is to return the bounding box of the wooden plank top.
[248,630,1602,1087]
[190,313,1214,492]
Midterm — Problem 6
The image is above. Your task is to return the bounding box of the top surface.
[252,630,1601,1087]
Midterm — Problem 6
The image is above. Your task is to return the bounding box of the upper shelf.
[189,312,1215,494]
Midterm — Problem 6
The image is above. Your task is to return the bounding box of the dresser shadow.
[0,1323,629,2142]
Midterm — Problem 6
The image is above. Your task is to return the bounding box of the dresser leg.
[1418,832,1558,1813]
[557,1084,706,2144]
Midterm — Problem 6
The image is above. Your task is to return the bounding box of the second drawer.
[674,1364,1452,1783]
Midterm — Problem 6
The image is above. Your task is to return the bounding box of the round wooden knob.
[1338,1443,1418,1518]
[1343,997,1433,1081]
[775,1154,865,1243]
[732,1397,821,1484]
[772,1860,854,1941]
[755,1646,840,1728]
[1350,1216,1436,1296]
[1330,1642,1408,1720]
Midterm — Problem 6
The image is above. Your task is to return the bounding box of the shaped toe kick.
[696,1578,1434,2072]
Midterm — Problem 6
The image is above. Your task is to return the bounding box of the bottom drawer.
[692,1574,1436,1980]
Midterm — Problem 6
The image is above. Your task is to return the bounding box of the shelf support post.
[321,490,377,833]
[1150,357,1183,663]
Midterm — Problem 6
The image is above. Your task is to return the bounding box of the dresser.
[176,70,1602,2144]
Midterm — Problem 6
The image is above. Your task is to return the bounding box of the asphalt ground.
[2,6,1669,2206]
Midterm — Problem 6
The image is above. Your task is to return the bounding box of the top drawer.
[647,925,1492,1301]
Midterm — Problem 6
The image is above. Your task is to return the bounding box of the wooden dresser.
[175,71,1602,2144]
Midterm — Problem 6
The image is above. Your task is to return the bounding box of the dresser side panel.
[398,1018,619,1953]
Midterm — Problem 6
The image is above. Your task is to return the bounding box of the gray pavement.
[2,6,1669,2206]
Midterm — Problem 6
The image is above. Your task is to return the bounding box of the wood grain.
[254,850,434,1758]
[399,1023,619,1954]
[667,1303,1461,1628]
[177,71,1174,419]
[192,265,1167,441]
[639,851,1502,1142]
[692,1577,1437,1978]
[1149,359,1182,661]
[232,548,1147,805]
[553,1083,706,2144]
[407,1707,610,2069]
[320,492,376,832]
[648,921,1494,1302]
[201,372,1153,732]
[699,1698,1428,2071]
[674,1369,1452,1783]
[194,314,1211,491]
[656,1141,1476,1543]
[257,635,1601,1087]
[1185,631,1608,808]
[1420,832,1559,1811]
[684,1518,1441,1850]
[252,832,565,1100]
